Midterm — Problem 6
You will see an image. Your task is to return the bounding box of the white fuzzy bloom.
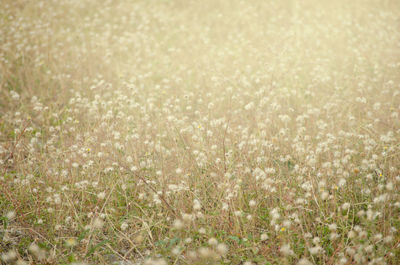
[216,243,228,255]
[173,219,184,230]
[208,237,218,246]
[97,192,106,200]
[93,218,104,229]
[309,246,322,255]
[342,202,350,210]
[198,247,212,258]
[328,223,337,231]
[338,178,346,187]
[320,191,329,200]
[6,211,16,220]
[297,258,313,265]
[244,102,255,110]
[121,222,128,231]
[193,199,201,210]
[10,91,20,100]
[144,258,167,265]
[1,250,17,262]
[280,244,294,256]
[261,233,269,241]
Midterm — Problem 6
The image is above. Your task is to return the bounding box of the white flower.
[121,222,128,231]
[173,219,184,230]
[342,202,350,210]
[208,237,218,246]
[216,243,228,255]
[261,233,269,241]
[297,258,313,265]
[93,218,104,229]
[6,211,16,220]
[1,250,17,262]
[280,244,294,256]
[97,192,106,200]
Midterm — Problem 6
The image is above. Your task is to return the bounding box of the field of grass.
[1,0,400,264]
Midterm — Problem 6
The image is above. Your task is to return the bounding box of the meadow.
[1,0,400,264]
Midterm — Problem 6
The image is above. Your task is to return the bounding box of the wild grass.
[1,0,400,264]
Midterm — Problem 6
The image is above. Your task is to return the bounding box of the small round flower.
[193,199,201,210]
[97,192,106,200]
[173,219,184,230]
[1,250,17,262]
[309,246,321,255]
[65,238,78,247]
[342,202,350,210]
[93,218,104,229]
[261,233,269,241]
[198,247,212,258]
[216,243,228,255]
[320,191,329,200]
[208,237,218,246]
[328,223,337,231]
[6,211,16,220]
[280,244,294,256]
[297,258,313,265]
[121,222,128,231]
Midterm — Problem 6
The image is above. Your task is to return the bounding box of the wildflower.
[187,251,197,259]
[348,230,356,239]
[297,258,313,265]
[93,218,104,229]
[198,247,213,258]
[121,222,128,231]
[309,246,322,255]
[6,211,16,220]
[97,192,106,200]
[28,243,46,260]
[216,243,228,255]
[261,233,269,241]
[342,202,350,210]
[65,238,78,247]
[330,233,339,240]
[144,258,167,265]
[312,237,320,245]
[16,259,28,265]
[208,237,218,246]
[193,199,201,210]
[1,250,17,262]
[173,219,184,230]
[280,244,294,256]
[172,246,181,255]
[182,213,192,222]
[320,191,329,200]
[234,210,242,217]
[328,223,337,231]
